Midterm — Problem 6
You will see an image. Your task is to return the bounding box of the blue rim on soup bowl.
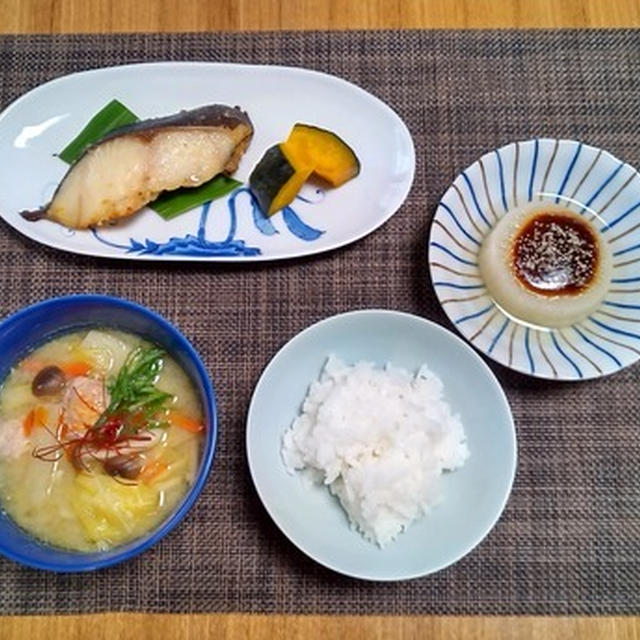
[0,294,217,572]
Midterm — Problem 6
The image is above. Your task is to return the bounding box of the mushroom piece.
[103,454,145,480]
[31,365,66,397]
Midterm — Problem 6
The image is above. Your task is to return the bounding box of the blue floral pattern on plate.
[92,188,325,257]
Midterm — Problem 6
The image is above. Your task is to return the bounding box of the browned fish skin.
[99,104,252,144]
[23,104,253,229]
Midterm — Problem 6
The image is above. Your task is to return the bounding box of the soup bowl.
[0,294,217,571]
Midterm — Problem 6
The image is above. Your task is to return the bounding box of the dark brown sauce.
[512,213,598,296]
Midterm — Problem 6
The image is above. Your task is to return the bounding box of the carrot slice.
[139,460,169,484]
[23,406,49,436]
[35,405,48,427]
[60,361,92,377]
[167,410,204,433]
[22,409,35,436]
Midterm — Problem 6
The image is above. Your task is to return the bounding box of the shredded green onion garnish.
[93,345,173,431]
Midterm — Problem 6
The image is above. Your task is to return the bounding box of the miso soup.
[0,328,204,552]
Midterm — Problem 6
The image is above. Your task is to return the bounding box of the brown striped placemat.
[0,30,638,615]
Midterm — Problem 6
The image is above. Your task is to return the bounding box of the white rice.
[281,355,469,547]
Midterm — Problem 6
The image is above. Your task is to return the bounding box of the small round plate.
[429,139,640,381]
[246,310,516,581]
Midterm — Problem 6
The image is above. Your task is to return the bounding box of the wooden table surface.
[1,1,639,638]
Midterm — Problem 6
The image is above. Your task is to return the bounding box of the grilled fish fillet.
[24,104,253,229]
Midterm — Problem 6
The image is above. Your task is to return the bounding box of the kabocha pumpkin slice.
[284,123,360,187]
[249,124,360,216]
[249,144,313,216]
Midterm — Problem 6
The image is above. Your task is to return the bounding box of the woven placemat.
[0,30,638,616]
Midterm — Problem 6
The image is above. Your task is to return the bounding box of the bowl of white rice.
[246,310,516,581]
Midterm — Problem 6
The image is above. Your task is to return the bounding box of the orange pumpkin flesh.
[249,125,360,216]
[283,123,360,187]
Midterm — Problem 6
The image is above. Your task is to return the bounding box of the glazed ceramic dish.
[0,295,217,571]
[429,139,640,380]
[246,310,516,581]
[0,63,414,261]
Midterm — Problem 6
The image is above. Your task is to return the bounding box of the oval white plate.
[246,310,516,581]
[0,63,414,261]
[429,139,640,381]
